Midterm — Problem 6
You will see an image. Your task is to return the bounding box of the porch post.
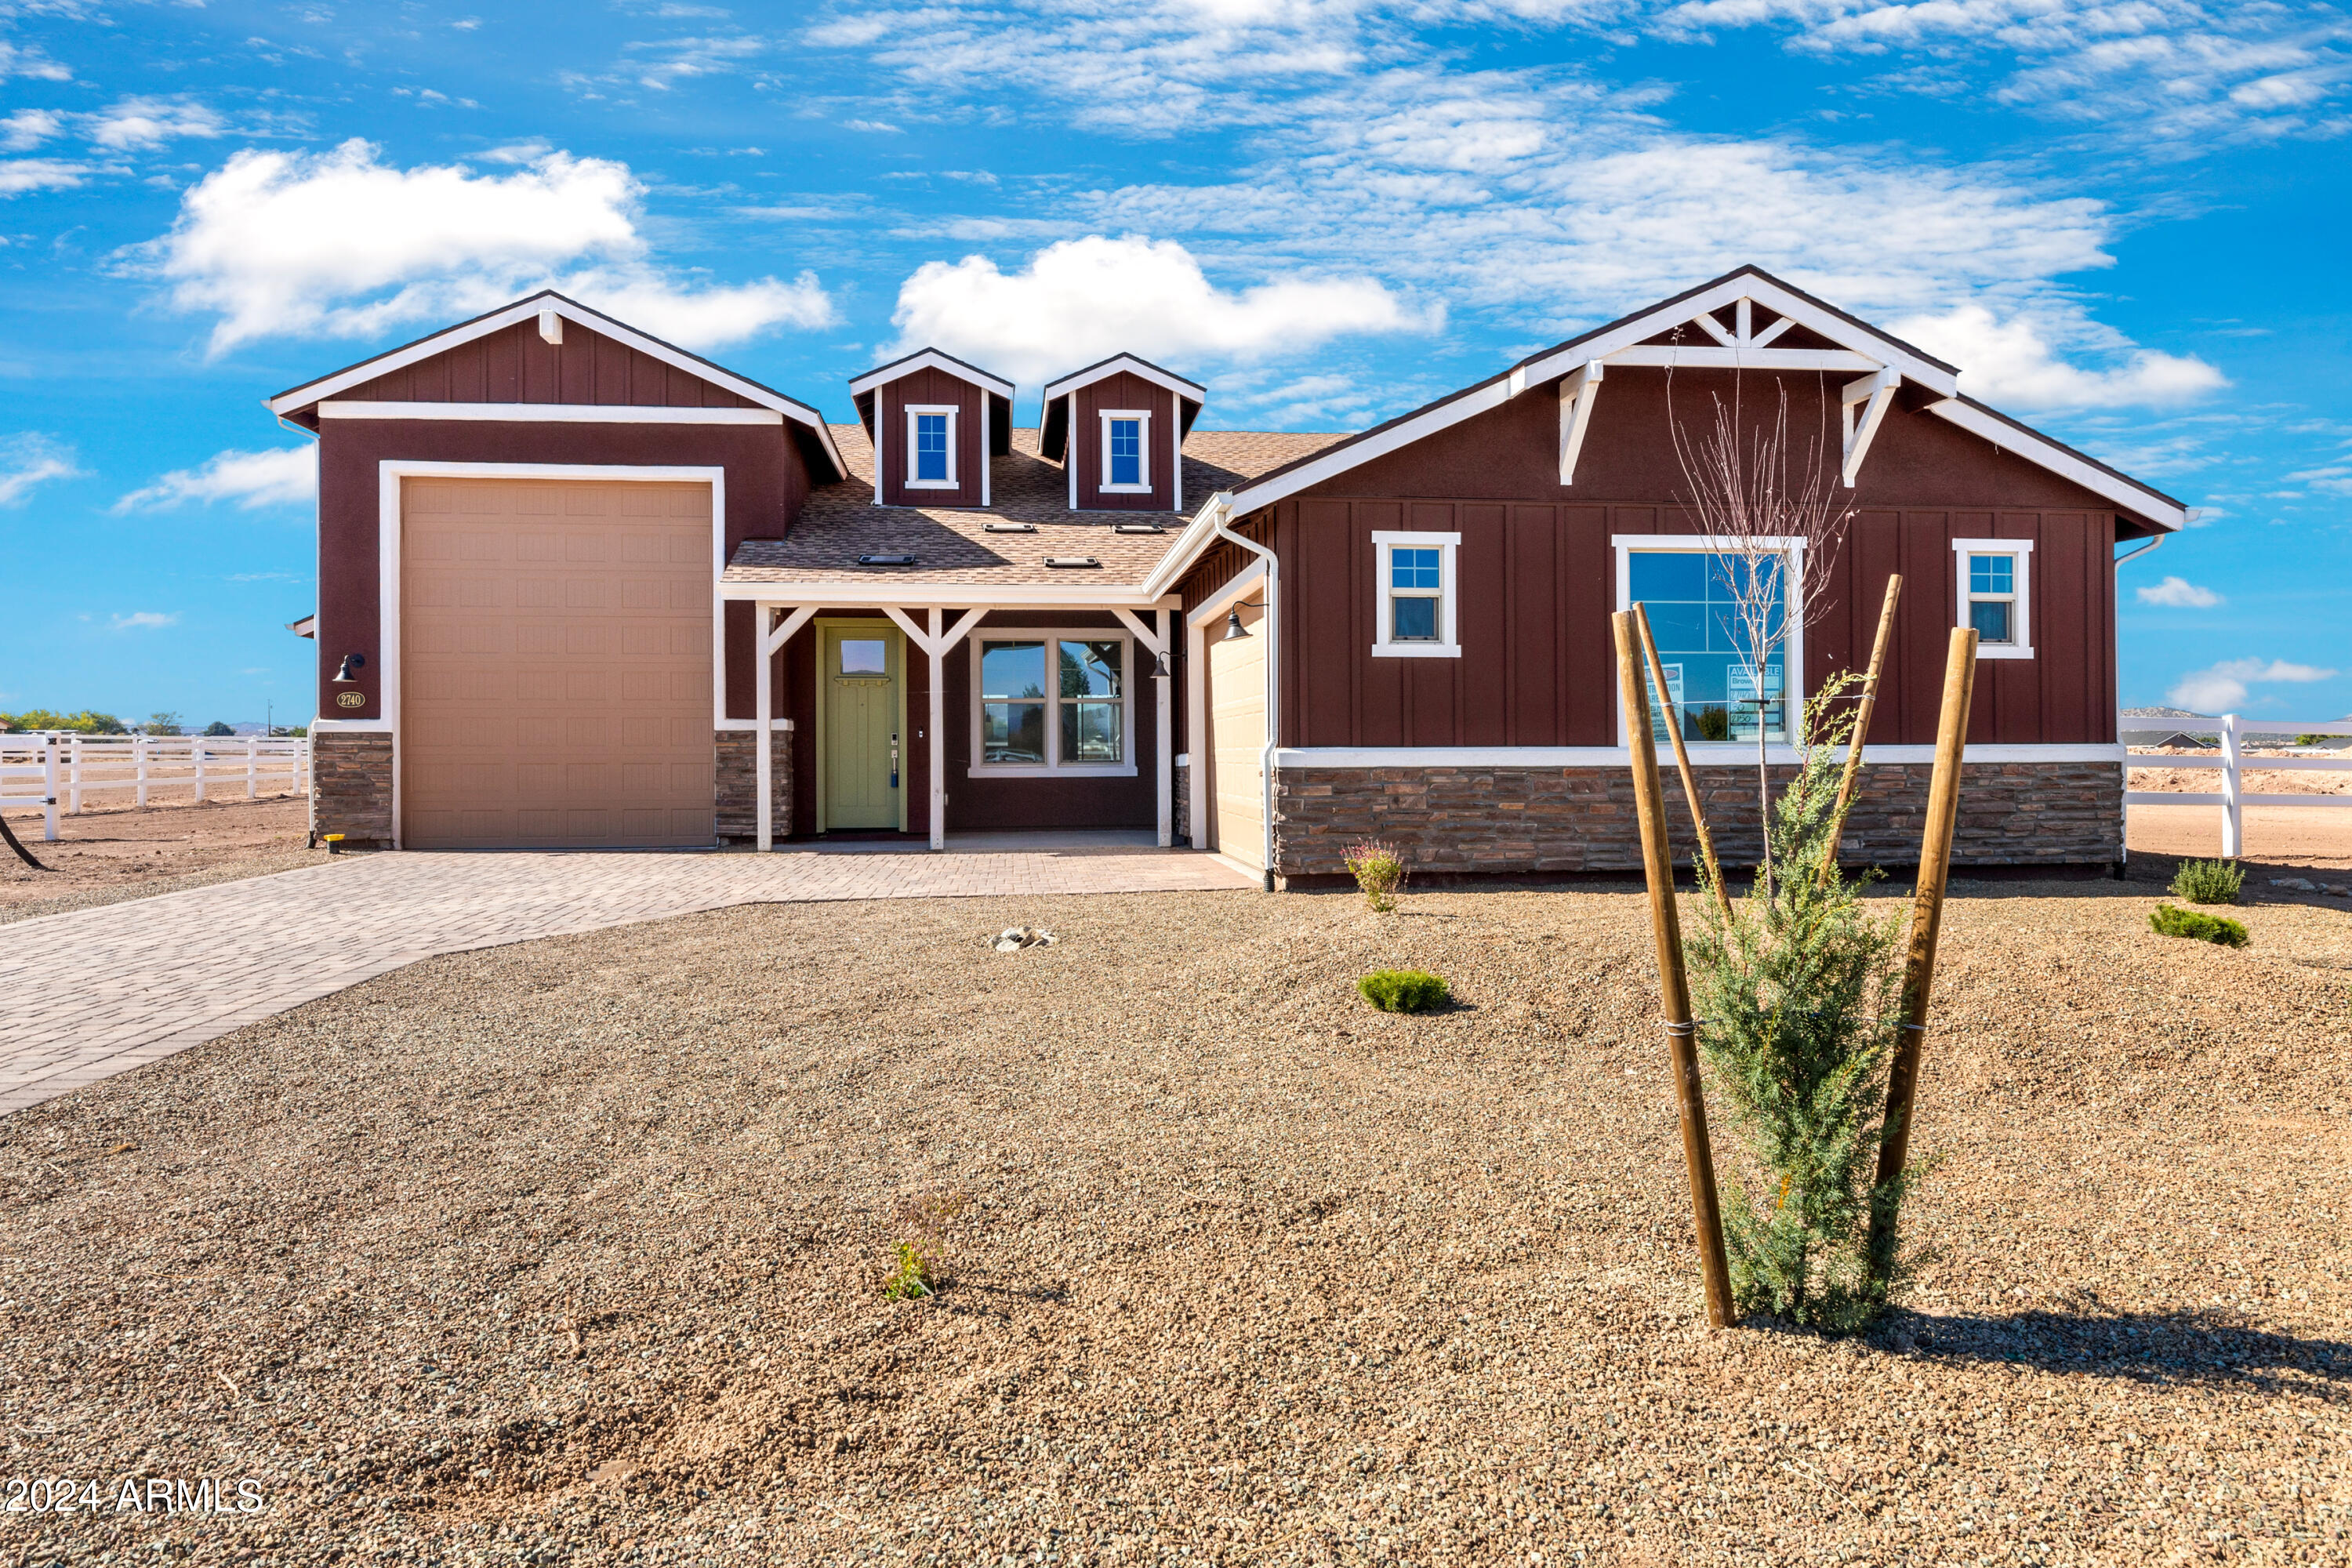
[756,602,775,852]
[928,606,947,851]
[1155,608,1172,848]
[1186,612,1208,851]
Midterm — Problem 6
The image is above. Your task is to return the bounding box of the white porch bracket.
[1558,361,1604,486]
[1109,606,1166,656]
[1841,366,1900,488]
[1112,608,1176,846]
[753,602,819,853]
[876,605,987,849]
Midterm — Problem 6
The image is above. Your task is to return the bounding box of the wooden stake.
[1613,610,1737,1329]
[1867,626,1978,1287]
[1820,574,1903,881]
[1632,602,1733,924]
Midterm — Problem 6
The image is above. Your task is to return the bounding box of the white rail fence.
[2124,713,2352,858]
[0,733,310,842]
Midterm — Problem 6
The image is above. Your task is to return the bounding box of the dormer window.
[1102,410,1149,492]
[908,405,957,488]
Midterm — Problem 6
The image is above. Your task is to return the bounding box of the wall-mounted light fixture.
[1223,606,1258,641]
[332,652,368,682]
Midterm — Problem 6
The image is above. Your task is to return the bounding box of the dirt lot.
[2,875,2345,1565]
[0,796,324,923]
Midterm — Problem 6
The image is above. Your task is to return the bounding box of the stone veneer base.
[714,728,793,844]
[1272,760,2122,881]
[310,731,394,849]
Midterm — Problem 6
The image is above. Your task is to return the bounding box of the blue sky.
[2,0,2347,728]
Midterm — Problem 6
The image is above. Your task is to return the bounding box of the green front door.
[822,626,901,830]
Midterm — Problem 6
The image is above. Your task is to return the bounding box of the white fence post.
[192,736,207,804]
[43,734,59,842]
[136,733,150,808]
[245,735,258,799]
[2220,714,2243,859]
[67,733,82,815]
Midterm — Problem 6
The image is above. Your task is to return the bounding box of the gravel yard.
[0,796,322,924]
[2,877,2347,1566]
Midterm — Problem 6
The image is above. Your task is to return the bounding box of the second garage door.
[401,477,713,849]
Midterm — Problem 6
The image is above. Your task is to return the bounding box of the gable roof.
[846,347,1015,401]
[263,289,848,481]
[1189,265,2185,541]
[1039,352,1208,462]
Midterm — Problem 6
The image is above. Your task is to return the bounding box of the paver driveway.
[0,839,1255,1117]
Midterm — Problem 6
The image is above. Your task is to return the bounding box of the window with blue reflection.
[915,412,949,482]
[1626,550,1788,742]
[1109,419,1142,486]
[1966,552,2017,644]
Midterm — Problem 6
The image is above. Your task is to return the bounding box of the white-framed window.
[905,404,958,488]
[1099,408,1151,492]
[1953,539,2034,659]
[969,630,1137,776]
[1371,530,1460,658]
[1612,535,1806,745]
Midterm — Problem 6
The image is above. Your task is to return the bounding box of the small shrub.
[1358,969,1450,1012]
[880,1242,935,1300]
[1343,838,1406,913]
[879,1186,970,1301]
[2169,858,2243,905]
[2151,903,2248,948]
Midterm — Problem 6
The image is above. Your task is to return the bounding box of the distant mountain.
[2122,706,2211,719]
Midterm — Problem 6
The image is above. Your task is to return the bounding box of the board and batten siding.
[1264,499,2118,750]
[875,368,985,509]
[1073,372,1178,512]
[343,319,760,408]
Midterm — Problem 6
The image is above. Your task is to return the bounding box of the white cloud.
[2135,575,2222,608]
[2169,656,2338,713]
[0,434,83,506]
[0,157,96,195]
[625,34,764,89]
[888,234,1439,384]
[1893,303,2227,410]
[86,96,227,151]
[0,108,60,151]
[2285,462,2352,495]
[0,41,71,82]
[113,446,318,513]
[110,612,179,631]
[132,139,838,354]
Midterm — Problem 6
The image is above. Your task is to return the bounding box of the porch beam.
[1603,346,1881,372]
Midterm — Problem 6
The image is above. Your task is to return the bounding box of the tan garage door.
[401,477,713,849]
[1207,599,1266,873]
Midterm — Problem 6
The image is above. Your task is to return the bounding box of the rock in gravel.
[2269,877,2318,891]
[991,924,1056,951]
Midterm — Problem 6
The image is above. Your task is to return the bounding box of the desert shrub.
[2169,858,2243,906]
[0,709,128,734]
[880,1187,970,1301]
[1685,685,1923,1334]
[2150,903,2248,948]
[1358,969,1450,1012]
[1344,838,1407,913]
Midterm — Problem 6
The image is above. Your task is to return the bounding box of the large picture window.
[1619,544,1797,744]
[905,405,958,488]
[971,631,1134,775]
[1952,539,2034,659]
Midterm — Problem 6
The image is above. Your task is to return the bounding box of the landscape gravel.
[0,796,322,924]
[2,876,2346,1566]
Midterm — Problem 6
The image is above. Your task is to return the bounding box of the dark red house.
[278,267,2182,879]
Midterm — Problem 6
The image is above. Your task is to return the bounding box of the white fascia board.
[1138,490,1236,600]
[269,295,847,481]
[1518,274,1961,398]
[717,580,1181,608]
[1604,346,1882,372]
[320,401,785,425]
[1273,743,2128,768]
[1222,372,1523,519]
[1926,398,2188,531]
[1041,354,1206,405]
[848,349,1014,401]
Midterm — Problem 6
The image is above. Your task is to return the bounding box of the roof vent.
[1044,555,1101,569]
[984,522,1036,534]
[857,554,917,566]
[1113,523,1165,535]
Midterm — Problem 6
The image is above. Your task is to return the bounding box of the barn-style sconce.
[1222,608,1254,641]
[332,652,368,682]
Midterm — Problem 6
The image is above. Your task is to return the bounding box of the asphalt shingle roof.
[723,424,1341,588]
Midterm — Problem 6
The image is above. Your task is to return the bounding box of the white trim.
[720,583,1184,610]
[268,292,845,480]
[1065,395,1079,510]
[318,401,784,425]
[1273,743,2127,768]
[539,307,562,347]
[1839,367,1898,488]
[981,394,993,509]
[1557,361,1602,485]
[1926,398,2187,531]
[1186,557,1268,628]
[967,629,1139,778]
[1041,354,1205,405]
[904,404,959,489]
[1954,538,2036,660]
[1603,346,1880,372]
[376,459,727,850]
[848,348,1014,401]
[1098,408,1152,493]
[1613,534,1806,746]
[1371,530,1460,659]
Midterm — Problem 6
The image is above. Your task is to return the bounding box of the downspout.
[1211,501,1281,890]
[2114,532,2165,568]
